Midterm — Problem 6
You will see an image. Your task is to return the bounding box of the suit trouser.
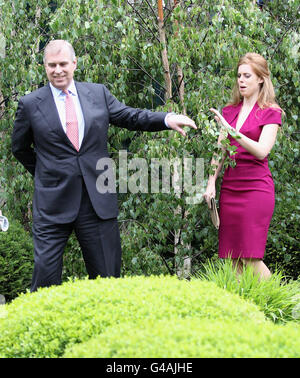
[31,181,122,292]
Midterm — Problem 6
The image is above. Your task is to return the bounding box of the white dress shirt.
[49,80,85,148]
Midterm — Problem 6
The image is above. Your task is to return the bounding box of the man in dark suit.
[12,40,196,291]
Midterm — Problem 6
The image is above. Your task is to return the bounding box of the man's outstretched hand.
[165,114,197,136]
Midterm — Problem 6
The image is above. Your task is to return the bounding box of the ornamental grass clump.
[195,259,300,324]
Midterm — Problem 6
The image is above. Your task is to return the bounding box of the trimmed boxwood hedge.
[0,275,299,358]
[64,318,300,358]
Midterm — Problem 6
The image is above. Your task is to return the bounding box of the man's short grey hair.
[43,40,76,63]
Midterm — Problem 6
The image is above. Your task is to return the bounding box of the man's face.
[44,46,77,90]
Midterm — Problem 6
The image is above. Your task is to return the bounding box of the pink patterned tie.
[64,89,79,151]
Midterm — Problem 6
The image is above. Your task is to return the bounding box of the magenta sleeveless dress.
[219,102,282,259]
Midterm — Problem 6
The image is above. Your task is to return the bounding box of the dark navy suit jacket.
[12,82,168,223]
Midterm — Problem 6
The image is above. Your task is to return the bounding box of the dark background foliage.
[0,0,299,301]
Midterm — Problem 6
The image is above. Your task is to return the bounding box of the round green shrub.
[64,318,300,358]
[0,275,266,358]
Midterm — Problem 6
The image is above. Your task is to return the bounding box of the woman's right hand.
[203,181,216,208]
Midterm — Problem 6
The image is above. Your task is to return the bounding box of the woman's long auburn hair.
[229,53,282,110]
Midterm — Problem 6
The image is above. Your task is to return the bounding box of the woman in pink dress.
[203,53,282,280]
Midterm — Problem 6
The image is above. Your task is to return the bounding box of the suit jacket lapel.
[36,84,69,142]
[75,81,95,144]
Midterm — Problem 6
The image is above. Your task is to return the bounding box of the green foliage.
[0,217,33,301]
[0,275,299,358]
[195,259,300,324]
[0,218,88,303]
[63,318,300,358]
[62,233,87,281]
[266,144,300,278]
[0,0,299,287]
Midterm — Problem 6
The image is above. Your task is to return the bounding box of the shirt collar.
[49,80,77,98]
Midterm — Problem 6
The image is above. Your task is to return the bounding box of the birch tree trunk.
[157,1,190,278]
[172,0,190,278]
[0,16,5,207]
[173,0,186,115]
[157,0,172,102]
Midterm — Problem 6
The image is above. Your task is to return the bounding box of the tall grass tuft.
[194,259,300,324]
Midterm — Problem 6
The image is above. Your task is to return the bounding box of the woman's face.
[237,64,264,99]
